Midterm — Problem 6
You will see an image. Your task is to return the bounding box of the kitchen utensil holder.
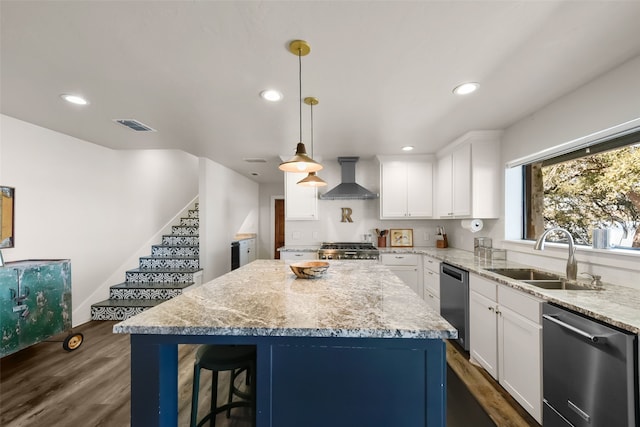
[378,236,387,247]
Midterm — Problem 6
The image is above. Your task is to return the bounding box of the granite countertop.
[113,260,457,340]
[380,246,640,334]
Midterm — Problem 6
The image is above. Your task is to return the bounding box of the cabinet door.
[406,162,433,217]
[452,143,471,216]
[0,268,20,355]
[380,161,408,218]
[469,290,498,379]
[285,172,318,220]
[437,155,453,217]
[498,305,542,423]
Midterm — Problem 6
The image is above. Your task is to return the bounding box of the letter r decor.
[341,207,353,223]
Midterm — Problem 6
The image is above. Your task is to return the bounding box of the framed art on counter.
[390,229,413,247]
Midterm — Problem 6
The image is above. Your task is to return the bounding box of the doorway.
[274,198,284,259]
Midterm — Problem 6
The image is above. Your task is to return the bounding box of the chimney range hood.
[319,157,379,200]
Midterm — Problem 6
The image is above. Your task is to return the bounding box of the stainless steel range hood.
[319,157,379,200]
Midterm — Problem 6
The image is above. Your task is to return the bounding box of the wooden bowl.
[290,261,330,279]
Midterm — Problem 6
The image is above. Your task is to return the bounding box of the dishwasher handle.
[543,314,604,343]
[441,264,464,282]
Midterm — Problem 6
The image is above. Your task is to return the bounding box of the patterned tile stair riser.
[90,205,201,321]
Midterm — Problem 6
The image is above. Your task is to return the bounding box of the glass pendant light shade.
[279,142,323,172]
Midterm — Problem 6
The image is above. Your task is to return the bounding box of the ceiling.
[2,1,640,184]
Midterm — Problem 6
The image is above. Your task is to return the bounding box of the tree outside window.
[526,140,640,249]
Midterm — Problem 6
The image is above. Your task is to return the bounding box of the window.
[524,130,640,249]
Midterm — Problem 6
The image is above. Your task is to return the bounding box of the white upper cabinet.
[378,155,434,219]
[437,130,502,219]
[285,172,318,220]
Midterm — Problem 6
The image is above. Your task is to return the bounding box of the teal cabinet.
[1,260,71,357]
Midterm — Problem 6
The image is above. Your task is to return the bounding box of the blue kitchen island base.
[131,334,447,427]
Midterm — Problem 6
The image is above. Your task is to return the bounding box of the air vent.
[113,119,156,132]
[243,158,267,163]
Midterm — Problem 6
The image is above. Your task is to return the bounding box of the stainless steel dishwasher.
[440,263,469,351]
[543,303,638,427]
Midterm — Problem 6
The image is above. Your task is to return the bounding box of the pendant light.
[298,97,327,187]
[278,40,323,173]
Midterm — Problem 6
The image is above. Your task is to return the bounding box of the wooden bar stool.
[190,344,256,427]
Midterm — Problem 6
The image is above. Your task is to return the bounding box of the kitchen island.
[114,260,456,427]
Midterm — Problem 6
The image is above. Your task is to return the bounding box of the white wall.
[503,54,640,164]
[199,157,259,282]
[0,114,199,324]
[498,54,640,289]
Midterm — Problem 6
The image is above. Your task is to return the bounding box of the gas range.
[318,242,380,260]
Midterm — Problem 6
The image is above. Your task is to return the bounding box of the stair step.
[188,209,199,219]
[162,235,199,246]
[151,245,199,257]
[125,268,201,283]
[171,225,199,236]
[139,256,199,269]
[109,282,194,299]
[180,218,199,227]
[90,299,165,321]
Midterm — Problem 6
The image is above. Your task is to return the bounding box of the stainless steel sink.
[485,268,560,281]
[485,268,596,291]
[520,280,595,290]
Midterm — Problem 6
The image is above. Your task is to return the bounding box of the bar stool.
[190,344,256,427]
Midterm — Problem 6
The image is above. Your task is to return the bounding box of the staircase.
[91,204,201,321]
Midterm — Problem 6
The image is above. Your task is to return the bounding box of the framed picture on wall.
[390,229,413,247]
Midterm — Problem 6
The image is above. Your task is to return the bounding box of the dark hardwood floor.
[0,321,538,426]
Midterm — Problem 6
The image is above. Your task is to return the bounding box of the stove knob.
[327,255,332,260]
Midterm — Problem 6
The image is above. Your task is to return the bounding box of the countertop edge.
[112,324,457,339]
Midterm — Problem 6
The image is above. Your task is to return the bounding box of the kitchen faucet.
[534,227,577,280]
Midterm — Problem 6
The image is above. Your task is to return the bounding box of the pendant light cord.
[298,48,303,143]
[310,101,314,157]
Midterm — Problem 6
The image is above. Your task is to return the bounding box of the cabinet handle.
[295,254,303,257]
[488,306,494,312]
[395,256,404,259]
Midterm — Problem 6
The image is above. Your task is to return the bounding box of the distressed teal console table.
[0,259,77,357]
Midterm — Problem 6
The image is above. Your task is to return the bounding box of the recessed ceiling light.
[60,94,89,105]
[260,89,283,102]
[402,146,414,151]
[452,82,479,95]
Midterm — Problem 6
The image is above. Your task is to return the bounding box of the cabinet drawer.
[281,252,318,261]
[498,285,542,324]
[423,270,440,297]
[470,274,497,301]
[423,256,439,273]
[380,253,419,266]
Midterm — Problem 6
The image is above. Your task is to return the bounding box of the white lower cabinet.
[239,238,256,267]
[280,251,318,261]
[380,254,421,297]
[422,255,440,313]
[469,274,543,423]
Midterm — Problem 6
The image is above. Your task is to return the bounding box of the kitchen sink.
[485,268,596,291]
[520,280,595,290]
[485,268,560,281]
